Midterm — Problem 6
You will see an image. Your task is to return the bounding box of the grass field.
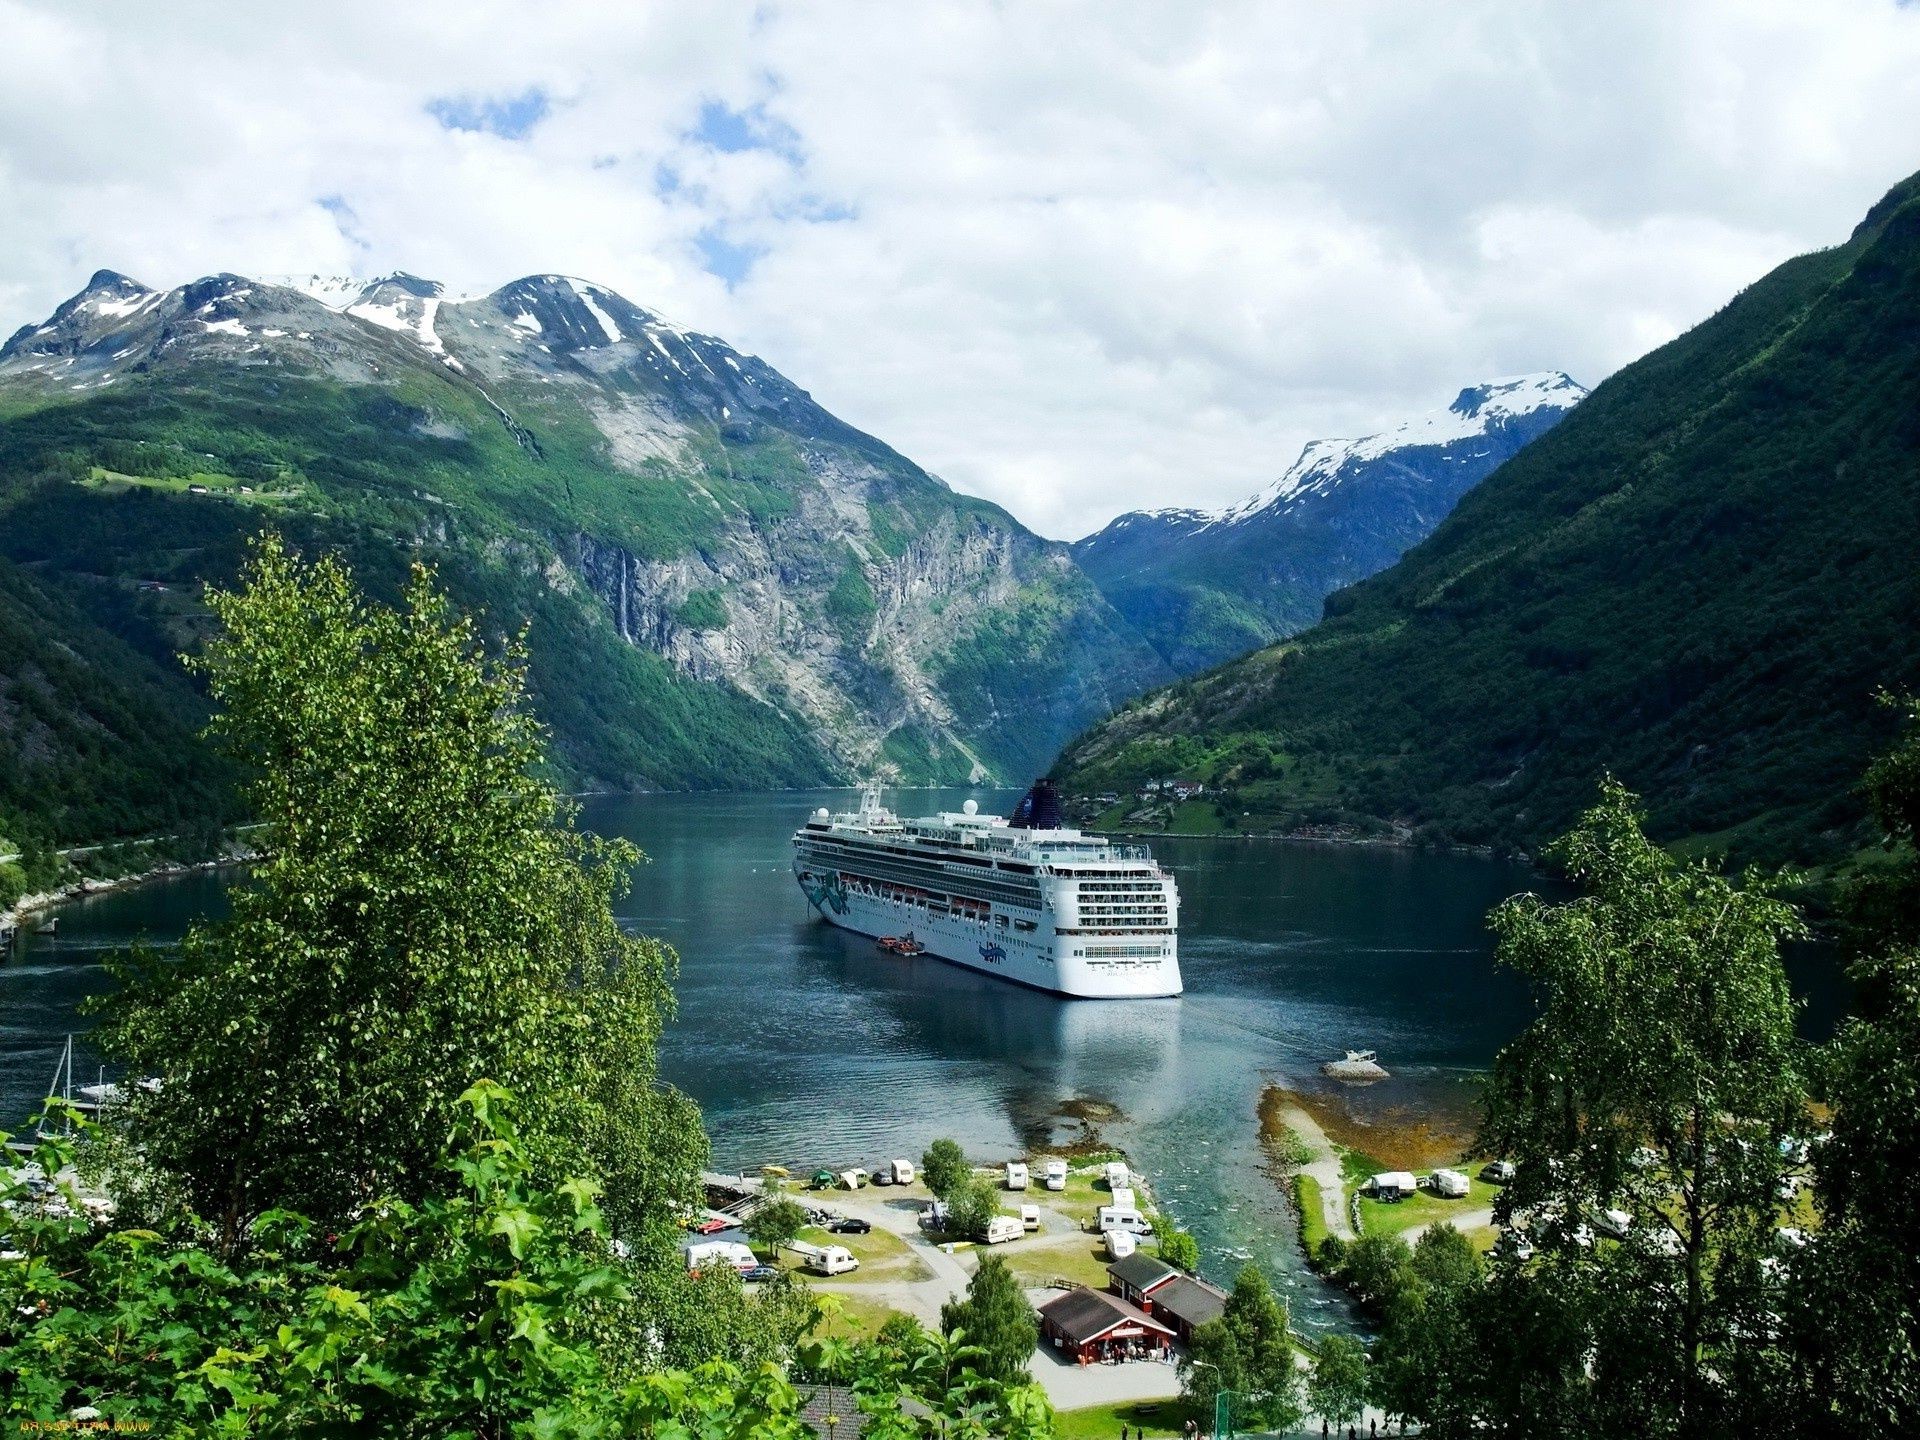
[1356,1173,1501,1243]
[1053,1398,1195,1440]
[1294,1173,1330,1256]
[809,1290,903,1341]
[784,1224,930,1284]
[1006,1235,1118,1291]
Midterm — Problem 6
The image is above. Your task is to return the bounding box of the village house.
[1106,1252,1179,1309]
[1037,1286,1174,1365]
[1142,1273,1229,1346]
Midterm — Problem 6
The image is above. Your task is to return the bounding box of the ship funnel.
[1008,778,1064,830]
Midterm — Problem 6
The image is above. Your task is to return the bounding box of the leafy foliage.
[938,1256,1038,1384]
[919,1139,969,1201]
[1180,1267,1301,1432]
[1,1085,814,1437]
[745,1197,809,1256]
[98,538,703,1257]
[1156,1226,1200,1273]
[1479,781,1806,1433]
[1308,1334,1370,1430]
[1793,697,1920,1427]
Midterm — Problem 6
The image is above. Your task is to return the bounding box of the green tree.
[101,537,704,1253]
[1371,1227,1485,1436]
[1309,1333,1370,1432]
[1796,697,1920,1427]
[2,1084,812,1436]
[1340,1231,1417,1317]
[1185,1266,1302,1433]
[1481,779,1807,1436]
[746,1196,808,1257]
[944,1175,1002,1240]
[921,1138,969,1200]
[939,1254,1037,1383]
[1156,1226,1200,1272]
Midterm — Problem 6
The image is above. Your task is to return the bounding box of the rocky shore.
[1,850,255,939]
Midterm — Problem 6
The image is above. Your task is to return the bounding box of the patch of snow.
[1207,371,1586,529]
[645,332,685,374]
[345,293,443,354]
[261,328,286,337]
[90,288,159,319]
[565,278,624,344]
[723,356,741,371]
[202,318,249,337]
[510,311,542,335]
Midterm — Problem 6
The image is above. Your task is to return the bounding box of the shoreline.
[1090,824,1528,867]
[2,850,255,937]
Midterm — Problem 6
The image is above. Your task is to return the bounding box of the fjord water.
[0,788,1849,1333]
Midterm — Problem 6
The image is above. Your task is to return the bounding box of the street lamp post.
[1187,1359,1236,1440]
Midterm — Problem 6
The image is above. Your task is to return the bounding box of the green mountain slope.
[0,271,1166,842]
[1056,172,1920,873]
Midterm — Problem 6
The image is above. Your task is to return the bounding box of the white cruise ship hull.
[800,879,1181,999]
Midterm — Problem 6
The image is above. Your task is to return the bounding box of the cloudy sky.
[4,2,1919,538]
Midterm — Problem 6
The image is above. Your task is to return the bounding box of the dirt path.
[1264,1093,1356,1242]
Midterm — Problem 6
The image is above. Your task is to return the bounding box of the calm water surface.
[0,787,1849,1334]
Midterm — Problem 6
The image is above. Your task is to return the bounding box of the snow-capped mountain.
[0,267,1166,810]
[1073,372,1585,674]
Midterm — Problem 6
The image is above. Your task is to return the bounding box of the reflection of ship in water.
[795,917,1183,1149]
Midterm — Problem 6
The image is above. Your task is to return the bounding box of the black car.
[742,1264,781,1282]
[828,1217,872,1234]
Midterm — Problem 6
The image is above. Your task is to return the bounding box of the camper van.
[1096,1206,1154,1236]
[983,1215,1024,1245]
[1005,1161,1030,1191]
[1043,1159,1068,1192]
[1020,1203,1041,1231]
[789,1240,860,1276]
[684,1240,756,1274]
[1103,1162,1131,1192]
[1109,1186,1136,1212]
[876,1158,914,1186]
[1106,1228,1139,1260]
[1367,1171,1420,1202]
[1430,1168,1470,1199]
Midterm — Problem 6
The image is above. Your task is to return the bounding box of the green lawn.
[1006,1235,1116,1291]
[809,1290,904,1341]
[1053,1398,1195,1440]
[1294,1173,1330,1255]
[784,1224,930,1283]
[85,465,304,507]
[1356,1173,1501,1242]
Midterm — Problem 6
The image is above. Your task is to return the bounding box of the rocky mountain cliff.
[0,268,1167,841]
[1073,373,1584,674]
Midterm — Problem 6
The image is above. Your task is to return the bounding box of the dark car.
[828,1217,872,1234]
[742,1264,781,1282]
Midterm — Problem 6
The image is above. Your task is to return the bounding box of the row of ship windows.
[800,849,1042,910]
[1078,944,1168,958]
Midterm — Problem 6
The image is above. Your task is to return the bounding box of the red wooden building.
[1038,1286,1175,1365]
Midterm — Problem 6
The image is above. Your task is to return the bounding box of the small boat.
[34,917,57,936]
[877,934,926,957]
[1321,1048,1390,1082]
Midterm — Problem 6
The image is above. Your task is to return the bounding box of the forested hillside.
[1057,171,1920,874]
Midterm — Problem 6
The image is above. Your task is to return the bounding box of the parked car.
[1479,1160,1516,1184]
[828,1216,872,1235]
[742,1264,781,1282]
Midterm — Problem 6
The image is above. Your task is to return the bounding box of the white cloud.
[3,0,1918,538]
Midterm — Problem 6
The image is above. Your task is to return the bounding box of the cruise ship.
[792,781,1182,999]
